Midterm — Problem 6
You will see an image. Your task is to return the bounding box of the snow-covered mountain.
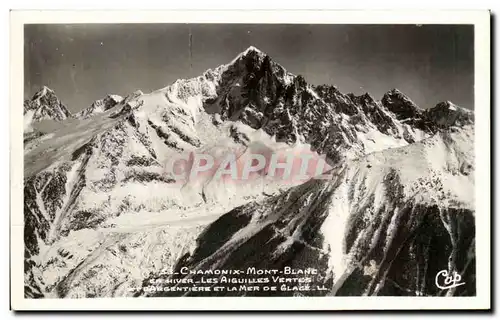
[75,94,124,119]
[23,86,72,142]
[24,86,72,123]
[23,46,475,298]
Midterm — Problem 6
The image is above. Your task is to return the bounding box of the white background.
[2,0,498,318]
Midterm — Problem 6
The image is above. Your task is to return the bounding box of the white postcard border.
[10,10,491,311]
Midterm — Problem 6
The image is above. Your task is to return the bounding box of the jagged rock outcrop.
[75,94,123,119]
[426,101,474,128]
[24,86,72,123]
[23,86,72,144]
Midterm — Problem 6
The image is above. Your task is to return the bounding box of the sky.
[24,24,474,113]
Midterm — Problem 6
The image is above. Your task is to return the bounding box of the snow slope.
[145,125,475,297]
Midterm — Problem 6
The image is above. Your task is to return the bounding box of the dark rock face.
[381,89,437,134]
[381,89,473,133]
[315,85,358,116]
[206,50,473,165]
[340,169,475,296]
[207,50,398,162]
[350,92,401,136]
[374,205,475,297]
[427,101,474,128]
[381,89,422,120]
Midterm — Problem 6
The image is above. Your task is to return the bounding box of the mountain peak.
[381,88,422,120]
[435,100,459,110]
[427,100,473,127]
[75,94,124,119]
[24,86,71,123]
[432,101,473,114]
[32,85,55,100]
[224,46,267,68]
[242,45,263,55]
[385,88,409,98]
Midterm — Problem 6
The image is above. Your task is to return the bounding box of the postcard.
[10,10,491,311]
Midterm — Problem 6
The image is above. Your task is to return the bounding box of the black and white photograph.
[10,10,491,311]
